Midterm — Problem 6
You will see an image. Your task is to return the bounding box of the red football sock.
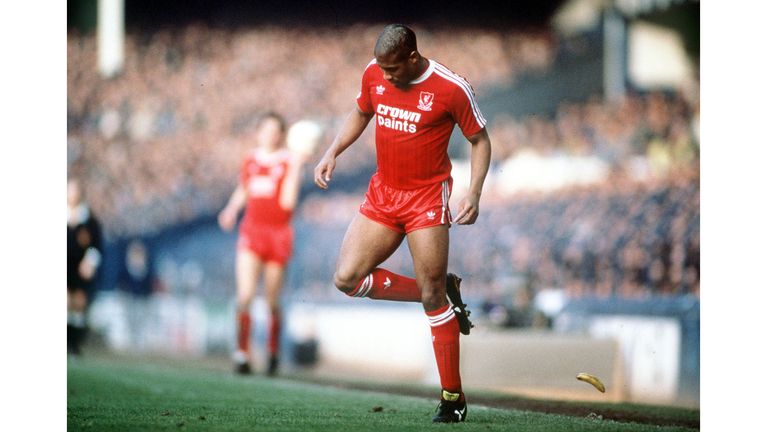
[347,268,421,302]
[268,309,281,356]
[237,310,251,354]
[427,304,463,396]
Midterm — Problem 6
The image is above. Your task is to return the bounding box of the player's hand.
[218,207,237,231]
[454,194,480,225]
[314,154,336,190]
[78,260,96,281]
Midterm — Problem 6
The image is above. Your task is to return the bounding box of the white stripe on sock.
[429,312,456,327]
[354,276,366,297]
[428,306,455,327]
[356,274,373,297]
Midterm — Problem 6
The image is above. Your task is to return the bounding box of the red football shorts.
[359,172,453,234]
[237,222,293,265]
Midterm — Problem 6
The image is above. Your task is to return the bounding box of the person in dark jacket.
[67,178,103,356]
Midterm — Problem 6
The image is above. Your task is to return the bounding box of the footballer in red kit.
[357,55,486,234]
[314,24,492,423]
[358,57,486,190]
[219,112,306,376]
[237,149,294,264]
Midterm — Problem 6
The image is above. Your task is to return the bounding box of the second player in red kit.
[219,112,306,376]
[314,24,492,423]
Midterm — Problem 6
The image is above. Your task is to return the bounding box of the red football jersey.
[240,148,293,226]
[357,58,487,190]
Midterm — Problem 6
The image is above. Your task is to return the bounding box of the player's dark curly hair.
[374,24,417,60]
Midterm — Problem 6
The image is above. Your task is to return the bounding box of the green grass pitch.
[68,356,698,431]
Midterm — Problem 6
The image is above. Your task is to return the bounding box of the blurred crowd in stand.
[295,169,699,304]
[487,90,699,173]
[68,24,699,307]
[68,24,554,237]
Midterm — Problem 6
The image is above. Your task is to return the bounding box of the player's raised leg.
[407,225,467,423]
[233,249,262,374]
[263,261,285,376]
[334,214,421,301]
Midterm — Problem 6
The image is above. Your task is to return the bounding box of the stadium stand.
[296,169,699,302]
[67,25,556,237]
[68,23,698,303]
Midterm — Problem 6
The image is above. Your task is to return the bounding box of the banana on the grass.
[576,372,606,393]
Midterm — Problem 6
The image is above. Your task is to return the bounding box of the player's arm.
[454,127,491,225]
[218,184,247,231]
[314,107,373,189]
[279,153,306,211]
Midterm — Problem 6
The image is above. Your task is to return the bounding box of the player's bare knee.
[333,270,358,294]
[236,298,252,313]
[419,277,447,311]
[268,303,280,315]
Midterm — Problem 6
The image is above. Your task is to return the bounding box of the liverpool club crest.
[417,91,434,111]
